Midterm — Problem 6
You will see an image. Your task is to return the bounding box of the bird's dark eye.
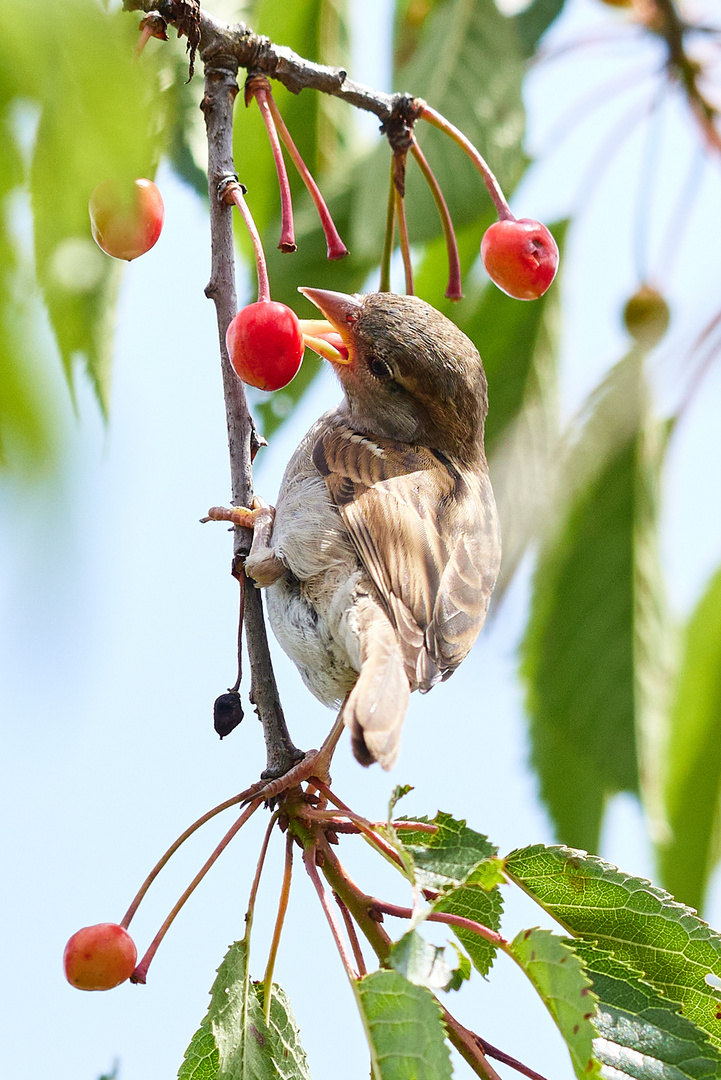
[368,355,393,380]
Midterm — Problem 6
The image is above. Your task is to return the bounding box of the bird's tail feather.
[342,634,410,771]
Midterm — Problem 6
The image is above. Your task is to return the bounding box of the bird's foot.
[201,496,274,530]
[243,713,346,805]
[246,748,328,804]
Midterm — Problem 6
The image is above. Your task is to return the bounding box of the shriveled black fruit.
[214,691,244,738]
[623,285,670,348]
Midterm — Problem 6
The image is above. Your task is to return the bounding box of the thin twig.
[263,831,294,1022]
[394,187,414,295]
[410,137,462,300]
[223,180,272,302]
[245,810,280,936]
[632,80,668,281]
[120,789,261,928]
[263,88,348,259]
[333,892,367,976]
[230,565,246,692]
[131,798,263,982]
[442,1008,505,1080]
[476,1035,551,1080]
[379,157,396,291]
[313,782,406,868]
[369,898,507,947]
[318,843,545,1080]
[419,104,513,220]
[303,846,359,980]
[248,78,296,252]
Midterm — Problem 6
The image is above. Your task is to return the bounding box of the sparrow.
[242,289,501,771]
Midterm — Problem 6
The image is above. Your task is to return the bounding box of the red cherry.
[226,301,305,391]
[63,922,137,991]
[89,178,164,261]
[481,218,558,300]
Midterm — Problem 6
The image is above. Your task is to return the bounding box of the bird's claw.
[201,497,274,528]
[242,748,329,806]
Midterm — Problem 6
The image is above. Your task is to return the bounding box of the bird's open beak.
[298,287,363,366]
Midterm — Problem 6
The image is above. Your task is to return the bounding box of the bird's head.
[299,288,489,465]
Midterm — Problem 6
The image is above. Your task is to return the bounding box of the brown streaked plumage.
[243,289,501,770]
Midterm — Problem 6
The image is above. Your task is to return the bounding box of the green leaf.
[658,566,721,913]
[520,352,671,853]
[5,0,168,410]
[445,944,472,992]
[575,940,721,1080]
[509,928,599,1079]
[394,0,445,69]
[388,785,414,821]
[389,930,460,991]
[355,969,453,1080]
[167,52,208,199]
[0,104,58,473]
[505,844,721,1054]
[395,813,504,975]
[412,218,494,313]
[432,863,505,978]
[397,811,498,892]
[194,939,311,1080]
[514,0,568,58]
[178,1020,220,1080]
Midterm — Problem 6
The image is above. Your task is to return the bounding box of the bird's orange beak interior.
[297,319,350,365]
[298,287,364,366]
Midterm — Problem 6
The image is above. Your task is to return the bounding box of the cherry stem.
[677,314,721,421]
[245,810,280,938]
[251,84,296,252]
[370,898,507,948]
[263,830,294,1023]
[224,182,271,303]
[312,782,405,869]
[230,566,246,693]
[303,845,359,981]
[633,83,667,283]
[419,104,513,222]
[317,842,540,1080]
[120,789,260,929]
[394,188,414,295]
[467,1031,551,1080]
[379,157,396,292]
[658,143,706,283]
[389,820,438,833]
[130,798,263,983]
[410,138,462,300]
[333,891,367,977]
[134,23,154,57]
[444,1013,505,1080]
[263,91,348,260]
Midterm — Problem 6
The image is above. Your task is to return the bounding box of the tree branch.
[123,0,399,120]
[200,47,301,778]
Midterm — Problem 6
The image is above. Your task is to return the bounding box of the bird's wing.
[312,424,500,691]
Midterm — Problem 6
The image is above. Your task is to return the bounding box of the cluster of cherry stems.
[88,77,558,399]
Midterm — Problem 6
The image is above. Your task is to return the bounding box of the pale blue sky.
[2,2,721,1079]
